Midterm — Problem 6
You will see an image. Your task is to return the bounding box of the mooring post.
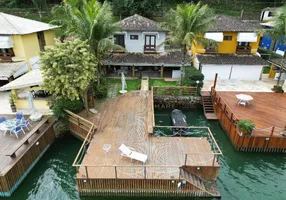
[270,126,275,137]
[114,166,117,179]
[184,154,187,166]
[144,166,146,179]
[213,73,218,89]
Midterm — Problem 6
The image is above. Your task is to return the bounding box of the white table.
[236,94,253,106]
[103,144,111,154]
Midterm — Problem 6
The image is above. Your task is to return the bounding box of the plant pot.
[10,104,17,112]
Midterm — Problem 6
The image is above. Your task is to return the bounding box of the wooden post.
[240,10,244,19]
[160,65,164,78]
[114,166,117,179]
[213,73,218,89]
[132,65,135,78]
[180,128,182,137]
[270,126,275,136]
[85,166,89,178]
[212,155,216,166]
[184,154,187,166]
[144,166,146,179]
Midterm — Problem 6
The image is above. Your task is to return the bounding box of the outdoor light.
[197,167,200,170]
[36,142,39,146]
[266,138,270,141]
[196,80,199,84]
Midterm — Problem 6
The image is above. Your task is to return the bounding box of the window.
[130,35,138,40]
[223,36,233,41]
[144,35,156,50]
[114,35,125,47]
[0,48,14,58]
[238,42,249,46]
[37,32,46,51]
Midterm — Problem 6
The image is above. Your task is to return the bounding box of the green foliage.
[111,0,159,17]
[237,119,255,134]
[273,85,284,93]
[149,79,178,89]
[40,39,97,101]
[50,98,84,120]
[9,94,15,105]
[263,66,270,74]
[182,67,204,88]
[93,78,108,99]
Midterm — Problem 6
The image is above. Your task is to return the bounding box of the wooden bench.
[5,118,50,158]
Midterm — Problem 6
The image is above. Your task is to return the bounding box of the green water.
[5,108,286,200]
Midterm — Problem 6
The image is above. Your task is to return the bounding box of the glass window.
[130,35,138,40]
[114,35,125,47]
[238,42,249,46]
[223,36,233,41]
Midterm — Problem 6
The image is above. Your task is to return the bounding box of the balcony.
[205,48,218,54]
[236,46,251,54]
[144,45,156,53]
[0,52,14,62]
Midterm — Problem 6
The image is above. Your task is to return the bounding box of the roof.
[0,12,58,35]
[197,54,269,65]
[268,59,286,70]
[0,69,43,91]
[102,51,191,66]
[209,15,260,32]
[262,7,279,12]
[0,62,27,79]
[120,14,162,32]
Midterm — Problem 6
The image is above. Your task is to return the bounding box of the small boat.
[171,109,188,136]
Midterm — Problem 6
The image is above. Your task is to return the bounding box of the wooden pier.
[0,115,55,197]
[69,91,222,198]
[212,89,286,153]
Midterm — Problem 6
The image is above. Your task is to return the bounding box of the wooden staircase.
[200,91,218,120]
[179,167,220,198]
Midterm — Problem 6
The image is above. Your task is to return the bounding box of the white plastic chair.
[119,144,148,163]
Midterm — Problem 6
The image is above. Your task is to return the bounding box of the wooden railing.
[153,86,197,96]
[211,88,286,152]
[205,48,218,54]
[236,46,251,54]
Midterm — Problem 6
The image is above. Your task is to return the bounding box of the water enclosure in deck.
[68,90,222,198]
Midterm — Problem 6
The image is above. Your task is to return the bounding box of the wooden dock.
[69,91,222,198]
[0,115,55,197]
[212,89,286,153]
[201,91,218,120]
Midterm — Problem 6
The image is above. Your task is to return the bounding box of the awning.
[0,62,28,80]
[0,69,43,91]
[204,32,223,42]
[237,32,257,42]
[0,36,14,48]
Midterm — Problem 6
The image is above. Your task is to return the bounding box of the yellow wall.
[192,32,261,55]
[12,35,25,58]
[15,99,50,110]
[21,33,41,62]
[44,30,56,46]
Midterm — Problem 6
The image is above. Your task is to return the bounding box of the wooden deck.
[78,91,218,179]
[0,115,55,196]
[212,90,286,152]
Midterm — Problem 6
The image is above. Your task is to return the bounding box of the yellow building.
[192,15,268,80]
[0,12,57,67]
[0,12,58,111]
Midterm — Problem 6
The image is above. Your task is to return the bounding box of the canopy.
[0,35,14,48]
[204,32,223,42]
[237,32,257,42]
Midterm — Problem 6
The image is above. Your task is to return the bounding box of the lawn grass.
[149,79,179,88]
[263,66,271,74]
[107,78,141,92]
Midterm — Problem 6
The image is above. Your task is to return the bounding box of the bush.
[50,98,84,121]
[182,66,204,92]
[237,119,255,136]
[93,78,108,99]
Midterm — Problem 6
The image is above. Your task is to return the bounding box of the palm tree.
[164,2,216,85]
[264,5,286,87]
[52,0,122,85]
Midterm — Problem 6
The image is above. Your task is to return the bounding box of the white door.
[172,70,181,78]
[230,65,263,80]
[202,65,232,80]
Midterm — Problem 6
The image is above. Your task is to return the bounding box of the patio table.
[236,94,253,106]
[0,119,21,130]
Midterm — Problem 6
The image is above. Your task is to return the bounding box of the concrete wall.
[12,35,25,59]
[119,31,165,53]
[44,30,56,46]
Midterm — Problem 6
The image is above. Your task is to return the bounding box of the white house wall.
[124,31,165,53]
[202,65,232,80]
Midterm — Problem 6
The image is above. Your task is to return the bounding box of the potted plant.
[272,85,284,93]
[9,94,17,112]
[237,119,255,136]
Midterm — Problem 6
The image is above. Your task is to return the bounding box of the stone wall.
[154,95,201,109]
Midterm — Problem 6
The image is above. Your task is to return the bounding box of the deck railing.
[152,86,197,96]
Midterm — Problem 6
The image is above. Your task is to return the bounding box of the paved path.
[141,78,149,90]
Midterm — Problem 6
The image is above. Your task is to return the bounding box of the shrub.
[237,119,255,136]
[182,67,204,87]
[50,98,84,121]
[93,78,108,99]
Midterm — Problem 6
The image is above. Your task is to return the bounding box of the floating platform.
[0,115,55,197]
[69,91,222,198]
[212,89,286,153]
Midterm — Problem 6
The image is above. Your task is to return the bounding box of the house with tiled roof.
[0,12,58,83]
[192,15,268,80]
[103,14,189,79]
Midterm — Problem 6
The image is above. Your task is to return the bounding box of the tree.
[52,0,122,85]
[31,0,48,19]
[111,0,160,17]
[40,39,97,114]
[265,4,286,87]
[163,2,216,85]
